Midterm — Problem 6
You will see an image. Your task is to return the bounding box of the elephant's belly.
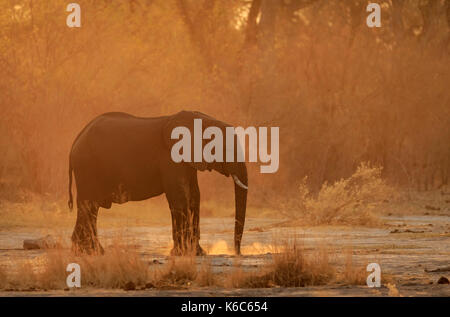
[111,182,164,204]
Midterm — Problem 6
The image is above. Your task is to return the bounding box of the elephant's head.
[163,111,248,255]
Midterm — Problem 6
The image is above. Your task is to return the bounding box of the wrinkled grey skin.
[68,111,248,256]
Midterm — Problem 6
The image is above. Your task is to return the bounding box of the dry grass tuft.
[0,266,9,289]
[0,241,150,290]
[226,240,335,288]
[73,247,149,289]
[150,257,197,288]
[224,260,273,288]
[196,258,216,287]
[337,250,367,285]
[270,241,335,287]
[283,163,395,226]
[336,249,396,286]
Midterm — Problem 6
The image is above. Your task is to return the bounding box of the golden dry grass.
[0,235,396,291]
[337,250,367,285]
[225,239,335,288]
[0,266,7,287]
[0,246,216,291]
[269,241,335,287]
[335,248,396,286]
[224,260,273,288]
[0,243,149,290]
[196,258,217,287]
[150,257,198,289]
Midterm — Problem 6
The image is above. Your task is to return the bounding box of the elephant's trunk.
[232,162,247,255]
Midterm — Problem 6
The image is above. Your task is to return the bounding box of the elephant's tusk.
[232,174,248,190]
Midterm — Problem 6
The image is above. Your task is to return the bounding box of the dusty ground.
[0,213,449,297]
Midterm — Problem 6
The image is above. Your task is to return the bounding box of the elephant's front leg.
[189,173,205,256]
[166,185,199,255]
[164,165,204,255]
[169,206,191,256]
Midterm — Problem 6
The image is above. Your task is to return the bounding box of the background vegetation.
[0,0,449,213]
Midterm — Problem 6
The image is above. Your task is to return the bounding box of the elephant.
[68,111,248,256]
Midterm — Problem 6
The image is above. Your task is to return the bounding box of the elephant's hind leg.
[71,200,104,255]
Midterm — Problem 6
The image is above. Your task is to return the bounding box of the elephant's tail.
[68,158,74,211]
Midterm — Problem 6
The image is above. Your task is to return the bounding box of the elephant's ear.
[162,111,230,176]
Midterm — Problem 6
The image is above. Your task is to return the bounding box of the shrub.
[285,163,395,225]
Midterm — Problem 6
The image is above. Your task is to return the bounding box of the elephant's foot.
[170,246,183,256]
[170,244,207,256]
[72,238,104,255]
[93,242,104,255]
[196,244,206,256]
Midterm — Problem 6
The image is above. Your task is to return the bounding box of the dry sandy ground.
[0,215,449,297]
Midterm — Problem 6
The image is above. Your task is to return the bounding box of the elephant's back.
[70,112,166,204]
[71,112,165,152]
